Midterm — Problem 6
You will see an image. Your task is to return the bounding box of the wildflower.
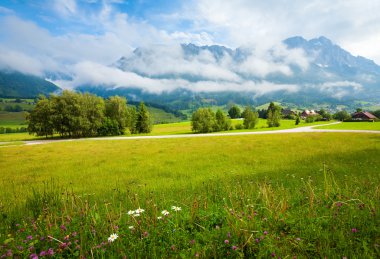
[143,231,149,237]
[128,226,134,230]
[135,208,145,213]
[171,206,182,211]
[264,231,268,235]
[30,253,38,259]
[232,246,237,250]
[47,248,54,256]
[190,239,195,245]
[296,238,301,241]
[127,210,135,215]
[255,238,260,243]
[227,232,231,238]
[170,245,176,251]
[108,233,118,242]
[39,251,47,256]
[157,216,163,220]
[60,225,67,231]
[336,202,343,207]
[6,250,12,257]
[161,210,170,216]
[224,240,229,244]
[133,213,140,217]
[27,235,33,240]
[351,228,358,233]
[271,252,276,257]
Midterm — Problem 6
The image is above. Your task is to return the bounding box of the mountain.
[0,71,60,98]
[79,36,380,110]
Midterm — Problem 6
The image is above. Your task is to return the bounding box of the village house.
[351,111,378,121]
[300,110,318,119]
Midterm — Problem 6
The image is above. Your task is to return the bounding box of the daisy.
[108,233,118,243]
[127,210,135,215]
[157,216,163,220]
[161,210,170,216]
[135,208,145,214]
[128,226,134,230]
[172,206,182,212]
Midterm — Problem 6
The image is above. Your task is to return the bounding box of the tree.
[191,108,216,133]
[135,102,152,133]
[215,109,231,131]
[372,109,380,118]
[242,106,259,129]
[228,105,241,119]
[356,108,363,112]
[333,110,351,121]
[27,95,54,138]
[267,102,281,127]
[80,93,105,137]
[295,115,300,125]
[126,106,137,134]
[105,96,129,135]
[50,91,82,137]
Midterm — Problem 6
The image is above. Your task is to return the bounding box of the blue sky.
[0,0,379,93]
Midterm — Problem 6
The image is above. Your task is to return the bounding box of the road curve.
[8,122,376,146]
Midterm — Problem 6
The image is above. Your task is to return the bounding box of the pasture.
[316,121,380,131]
[0,132,379,257]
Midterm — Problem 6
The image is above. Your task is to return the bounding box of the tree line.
[191,102,281,133]
[27,90,152,138]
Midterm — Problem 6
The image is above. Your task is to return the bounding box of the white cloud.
[188,0,380,64]
[0,6,14,14]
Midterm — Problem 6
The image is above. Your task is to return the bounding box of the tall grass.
[0,133,379,257]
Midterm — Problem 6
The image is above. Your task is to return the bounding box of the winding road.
[0,122,370,147]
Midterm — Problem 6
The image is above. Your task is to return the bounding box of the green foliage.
[191,108,216,133]
[105,96,129,134]
[267,102,281,127]
[333,110,351,121]
[295,115,300,125]
[135,102,153,133]
[235,123,244,130]
[372,109,380,118]
[318,109,332,121]
[26,91,137,138]
[242,106,259,129]
[27,96,54,137]
[305,114,323,123]
[215,109,231,131]
[228,105,241,118]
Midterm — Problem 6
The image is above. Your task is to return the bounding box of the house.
[300,110,318,119]
[281,109,296,118]
[351,111,378,121]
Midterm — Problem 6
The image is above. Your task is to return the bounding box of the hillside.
[78,36,380,110]
[0,71,60,98]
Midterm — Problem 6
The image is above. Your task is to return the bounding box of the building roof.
[352,111,377,119]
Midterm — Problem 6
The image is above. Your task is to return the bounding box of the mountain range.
[1,36,379,110]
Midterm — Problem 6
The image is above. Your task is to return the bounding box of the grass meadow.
[0,119,333,142]
[316,121,380,131]
[0,133,379,258]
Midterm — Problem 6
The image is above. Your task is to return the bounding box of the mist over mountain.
[77,36,380,108]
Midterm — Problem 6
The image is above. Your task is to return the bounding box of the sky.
[0,0,379,93]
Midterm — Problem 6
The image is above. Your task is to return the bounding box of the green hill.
[0,71,60,98]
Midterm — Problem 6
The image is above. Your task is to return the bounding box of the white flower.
[127,210,135,215]
[135,208,145,214]
[128,226,134,230]
[133,213,140,217]
[108,233,118,242]
[157,216,162,220]
[172,206,182,212]
[161,210,169,216]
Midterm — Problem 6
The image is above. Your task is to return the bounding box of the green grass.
[0,111,28,128]
[0,118,333,142]
[316,121,380,131]
[0,133,379,257]
[146,106,183,124]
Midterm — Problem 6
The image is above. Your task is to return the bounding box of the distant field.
[0,111,27,128]
[0,133,379,257]
[315,121,380,131]
[0,118,335,142]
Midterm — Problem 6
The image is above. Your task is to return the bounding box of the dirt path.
[0,122,370,146]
